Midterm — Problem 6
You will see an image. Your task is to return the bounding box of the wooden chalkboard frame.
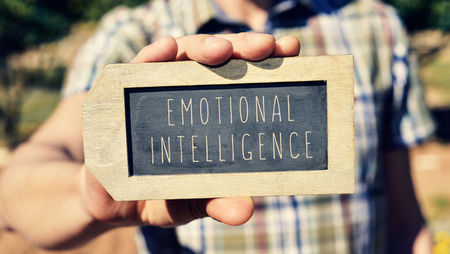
[82,55,355,200]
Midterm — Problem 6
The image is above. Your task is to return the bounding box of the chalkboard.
[125,81,327,175]
[82,56,355,200]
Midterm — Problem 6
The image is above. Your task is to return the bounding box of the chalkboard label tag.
[82,56,355,200]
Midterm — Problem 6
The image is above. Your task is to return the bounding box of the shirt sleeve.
[384,11,435,148]
[61,5,154,98]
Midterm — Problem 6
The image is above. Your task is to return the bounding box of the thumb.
[206,197,255,226]
[80,166,140,224]
[162,197,254,227]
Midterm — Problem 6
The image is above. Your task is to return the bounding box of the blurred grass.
[421,47,450,107]
[423,60,450,91]
[17,88,60,143]
[432,195,450,219]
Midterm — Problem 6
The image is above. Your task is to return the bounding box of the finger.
[142,197,254,227]
[175,34,233,65]
[272,35,301,57]
[80,166,115,215]
[206,197,254,226]
[215,32,276,61]
[140,199,207,227]
[80,166,139,224]
[176,33,277,65]
[131,36,178,63]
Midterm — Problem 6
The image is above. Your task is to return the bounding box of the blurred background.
[0,0,449,253]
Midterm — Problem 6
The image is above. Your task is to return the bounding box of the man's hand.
[82,33,300,228]
[131,33,300,64]
[0,32,300,249]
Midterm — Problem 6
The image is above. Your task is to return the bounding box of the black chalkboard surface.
[125,81,327,176]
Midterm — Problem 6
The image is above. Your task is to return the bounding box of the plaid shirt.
[64,0,435,253]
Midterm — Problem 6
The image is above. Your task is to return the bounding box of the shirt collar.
[211,0,313,25]
[195,0,354,34]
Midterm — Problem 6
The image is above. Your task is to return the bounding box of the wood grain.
[82,55,355,200]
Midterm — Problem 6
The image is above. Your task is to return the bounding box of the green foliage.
[430,0,450,31]
[1,0,447,58]
[384,0,450,32]
[0,0,71,58]
[0,0,148,58]
[81,0,148,20]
